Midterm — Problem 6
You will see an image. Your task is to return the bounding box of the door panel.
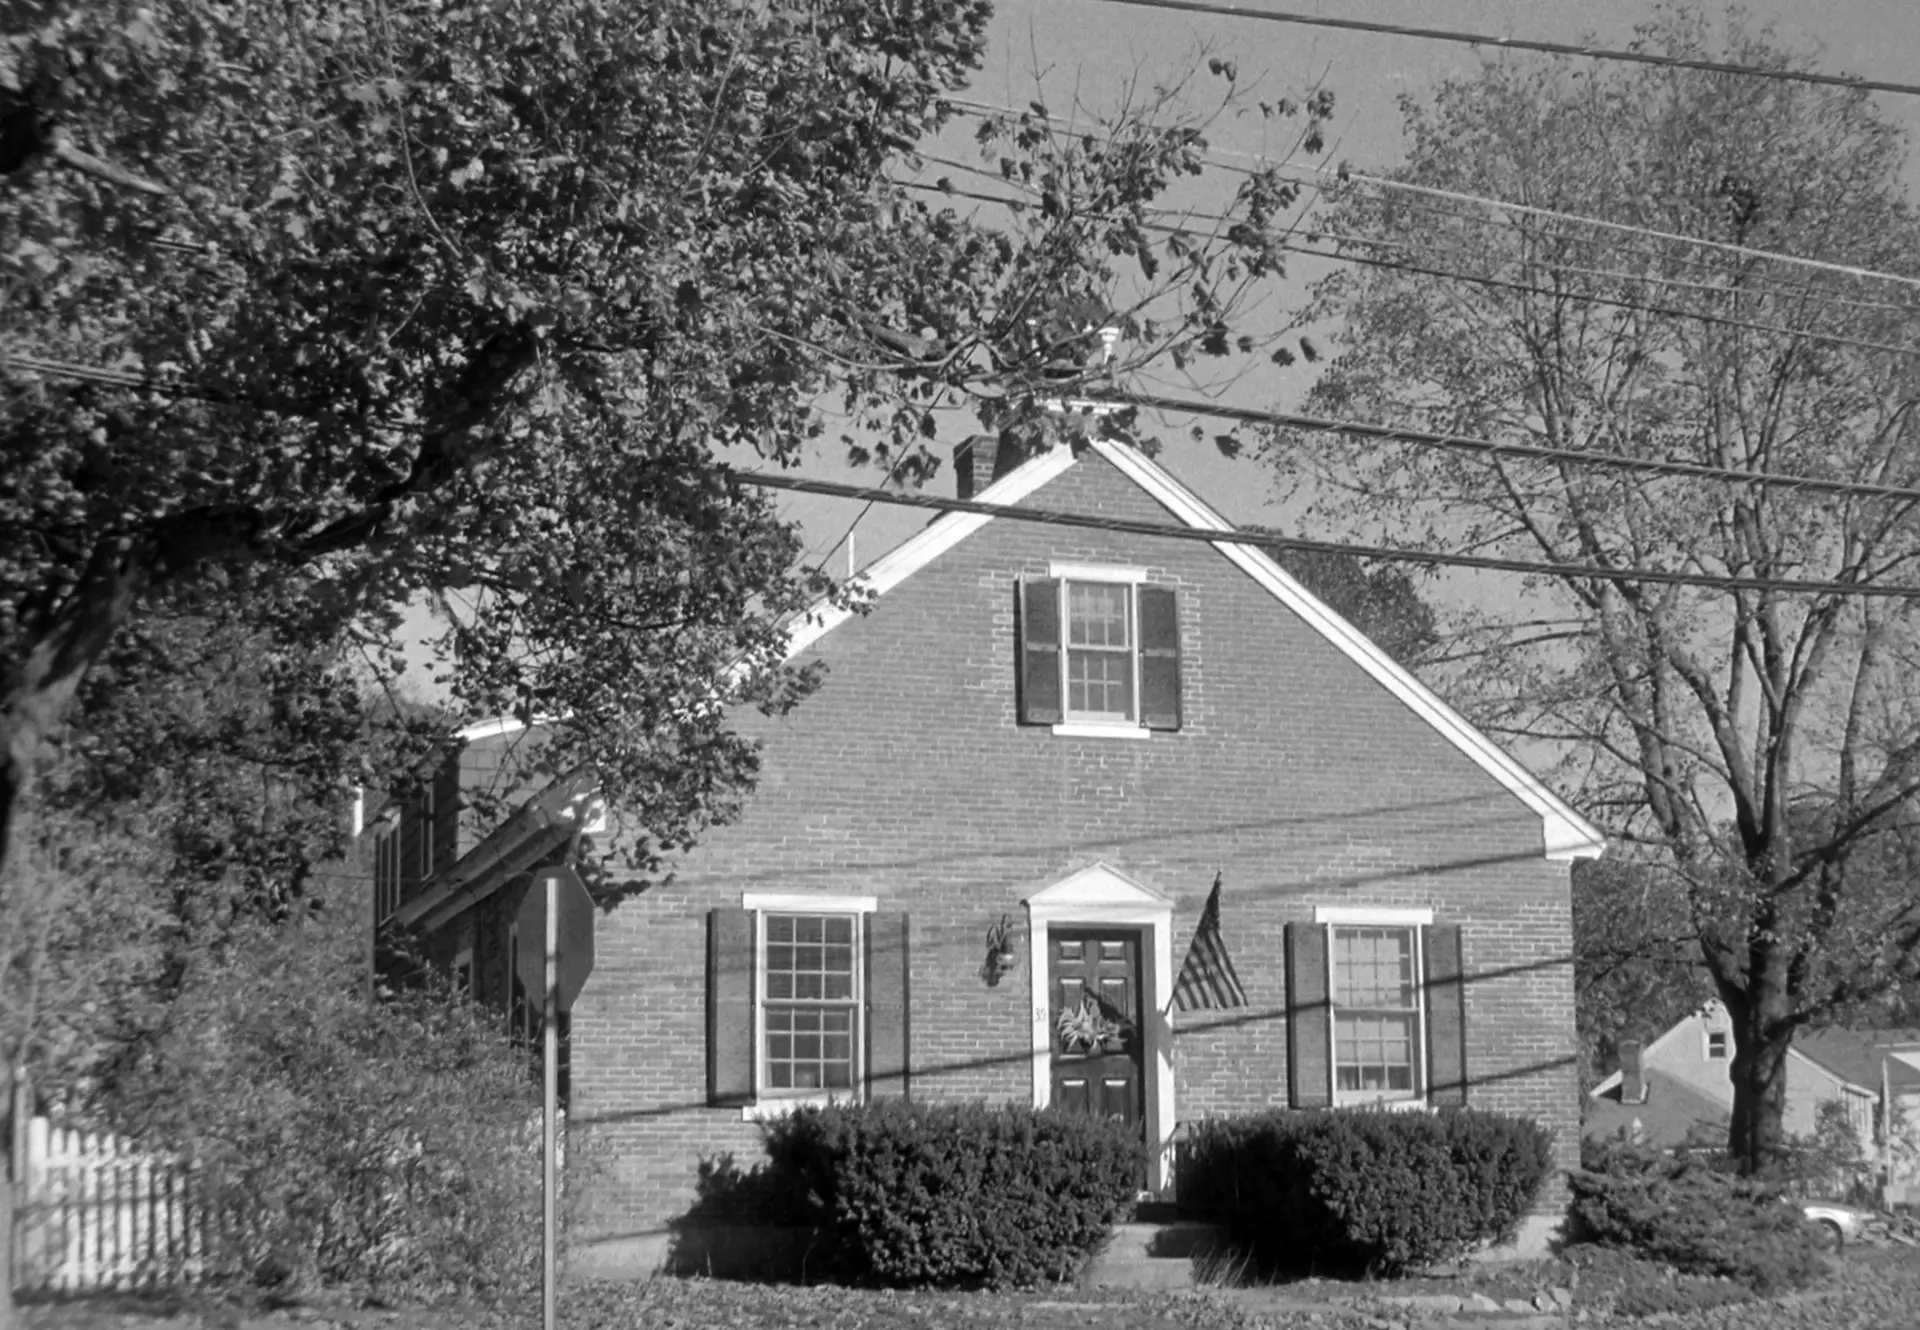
[1048,926,1145,1130]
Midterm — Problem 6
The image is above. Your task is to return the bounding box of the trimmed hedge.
[757,1099,1141,1287]
[1180,1107,1553,1273]
[1567,1139,1829,1295]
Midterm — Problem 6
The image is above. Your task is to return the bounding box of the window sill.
[740,1093,858,1122]
[1333,1094,1433,1113]
[1052,722,1152,740]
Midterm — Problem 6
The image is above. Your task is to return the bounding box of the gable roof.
[1584,1070,1729,1149]
[1589,1000,1920,1101]
[1796,1027,1920,1094]
[785,438,1603,861]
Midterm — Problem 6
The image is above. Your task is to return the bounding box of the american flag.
[1172,872,1249,1011]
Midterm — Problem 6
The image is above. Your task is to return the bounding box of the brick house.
[369,435,1603,1269]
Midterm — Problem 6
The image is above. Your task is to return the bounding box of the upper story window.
[373,822,401,923]
[1706,1029,1729,1060]
[418,784,436,881]
[1019,565,1181,735]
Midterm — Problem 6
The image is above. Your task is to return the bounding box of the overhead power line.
[948,100,1920,293]
[1083,0,1920,99]
[914,149,1916,315]
[15,344,1920,508]
[737,470,1920,599]
[1103,389,1920,505]
[901,180,1920,360]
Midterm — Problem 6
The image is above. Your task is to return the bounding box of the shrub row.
[1180,1107,1553,1273]
[725,1099,1141,1287]
[1567,1139,1829,1294]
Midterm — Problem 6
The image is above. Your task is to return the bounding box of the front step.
[1080,1221,1230,1289]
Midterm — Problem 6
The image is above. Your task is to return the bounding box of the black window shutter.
[865,911,911,1100]
[1285,922,1333,1109]
[1138,585,1182,731]
[707,907,755,1107]
[1424,923,1468,1106]
[1019,578,1063,725]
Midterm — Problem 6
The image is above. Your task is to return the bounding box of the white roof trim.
[1086,439,1603,861]
[781,446,1078,659]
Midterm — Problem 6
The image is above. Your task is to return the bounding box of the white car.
[1802,1200,1869,1250]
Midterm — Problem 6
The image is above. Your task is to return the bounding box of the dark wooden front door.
[1048,927,1145,1125]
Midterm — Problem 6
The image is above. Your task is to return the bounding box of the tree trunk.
[1,536,151,872]
[1726,981,1794,1173]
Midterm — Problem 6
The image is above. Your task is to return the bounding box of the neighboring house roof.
[783,438,1604,861]
[1589,1001,1920,1103]
[1588,1008,1715,1099]
[1796,1026,1920,1095]
[1584,1071,1729,1149]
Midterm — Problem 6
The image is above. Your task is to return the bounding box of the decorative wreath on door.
[1056,994,1134,1053]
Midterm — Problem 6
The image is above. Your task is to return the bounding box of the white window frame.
[1047,561,1151,739]
[1706,1029,1730,1061]
[740,892,877,1120]
[1315,906,1434,1108]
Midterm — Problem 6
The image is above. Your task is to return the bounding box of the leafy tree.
[1272,14,1920,1171]
[1,603,392,1110]
[3,3,1332,1309]
[1269,548,1438,666]
[2,0,1325,871]
[1571,856,1708,1088]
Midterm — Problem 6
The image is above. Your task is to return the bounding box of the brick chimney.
[954,433,1041,501]
[1618,1040,1647,1104]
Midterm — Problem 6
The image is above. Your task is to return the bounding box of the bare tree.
[1275,14,1920,1170]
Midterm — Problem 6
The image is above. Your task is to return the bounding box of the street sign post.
[515,867,595,1330]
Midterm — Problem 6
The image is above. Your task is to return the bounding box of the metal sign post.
[515,866,594,1330]
[543,879,558,1330]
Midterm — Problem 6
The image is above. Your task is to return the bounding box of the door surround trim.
[1022,863,1175,1193]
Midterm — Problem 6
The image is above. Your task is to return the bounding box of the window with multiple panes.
[373,823,401,923]
[1019,572,1181,731]
[706,902,911,1113]
[1706,1029,1729,1060]
[1331,925,1422,1102]
[1284,913,1467,1110]
[762,913,860,1093]
[1064,581,1135,721]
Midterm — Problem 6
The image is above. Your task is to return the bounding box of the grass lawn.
[17,1247,1920,1329]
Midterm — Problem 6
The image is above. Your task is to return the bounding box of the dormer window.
[1019,565,1181,735]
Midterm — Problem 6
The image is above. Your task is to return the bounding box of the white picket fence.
[14,1117,203,1293]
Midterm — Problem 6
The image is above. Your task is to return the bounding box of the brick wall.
[545,449,1577,1238]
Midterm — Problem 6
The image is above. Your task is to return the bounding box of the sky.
[401,0,1920,675]
[769,0,1920,574]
